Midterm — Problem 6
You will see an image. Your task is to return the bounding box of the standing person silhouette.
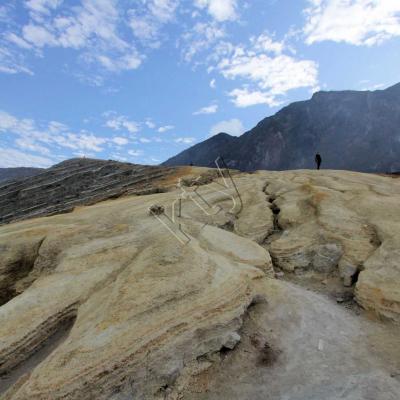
[315,153,322,170]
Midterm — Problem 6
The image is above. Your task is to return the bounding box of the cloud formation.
[128,0,179,46]
[0,1,243,82]
[158,125,174,133]
[0,109,133,161]
[181,21,226,62]
[104,113,140,134]
[0,147,53,168]
[194,0,238,22]
[209,118,244,137]
[174,137,196,144]
[193,103,218,115]
[1,0,144,78]
[216,33,319,107]
[304,0,400,46]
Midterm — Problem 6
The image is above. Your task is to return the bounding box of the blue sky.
[0,0,400,168]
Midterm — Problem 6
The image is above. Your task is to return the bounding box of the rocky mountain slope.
[0,158,184,225]
[163,83,400,173]
[0,167,399,399]
[0,168,43,183]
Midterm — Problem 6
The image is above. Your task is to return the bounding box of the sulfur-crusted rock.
[0,167,400,399]
[0,172,269,399]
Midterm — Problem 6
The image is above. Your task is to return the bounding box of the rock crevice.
[0,236,45,306]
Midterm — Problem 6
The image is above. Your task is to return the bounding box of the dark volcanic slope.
[0,167,44,183]
[163,83,400,172]
[0,158,176,225]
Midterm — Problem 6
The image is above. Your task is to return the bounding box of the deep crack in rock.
[0,237,45,307]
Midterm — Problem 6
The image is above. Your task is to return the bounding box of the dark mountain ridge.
[163,83,400,172]
[0,158,176,225]
[0,167,44,183]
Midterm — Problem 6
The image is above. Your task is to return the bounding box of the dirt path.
[175,280,400,400]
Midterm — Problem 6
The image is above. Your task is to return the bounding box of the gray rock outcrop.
[163,83,400,173]
[0,158,178,225]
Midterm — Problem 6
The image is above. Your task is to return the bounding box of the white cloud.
[219,52,317,95]
[251,33,284,54]
[5,33,33,49]
[91,51,143,72]
[149,0,179,22]
[181,21,226,62]
[216,33,318,107]
[128,149,144,157]
[55,132,107,152]
[209,118,244,137]
[194,0,238,21]
[145,119,156,129]
[0,110,37,136]
[304,0,400,46]
[112,136,129,146]
[0,109,109,155]
[229,88,282,107]
[105,113,140,134]
[15,137,51,154]
[48,120,68,133]
[0,147,53,168]
[361,82,386,91]
[174,137,196,144]
[25,0,62,16]
[3,0,144,78]
[22,24,58,47]
[0,109,173,166]
[74,72,104,87]
[158,125,174,132]
[2,1,242,78]
[128,0,179,46]
[55,1,129,51]
[210,78,216,88]
[0,110,19,131]
[129,17,159,42]
[193,103,218,115]
[0,45,33,75]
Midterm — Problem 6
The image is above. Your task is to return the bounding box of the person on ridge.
[315,153,322,170]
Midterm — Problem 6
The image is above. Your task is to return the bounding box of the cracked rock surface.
[257,170,400,322]
[0,167,399,399]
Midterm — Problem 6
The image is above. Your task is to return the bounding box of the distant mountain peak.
[212,132,232,138]
[0,167,44,183]
[385,81,400,93]
[163,82,400,173]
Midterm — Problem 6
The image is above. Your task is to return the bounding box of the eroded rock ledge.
[0,168,399,399]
